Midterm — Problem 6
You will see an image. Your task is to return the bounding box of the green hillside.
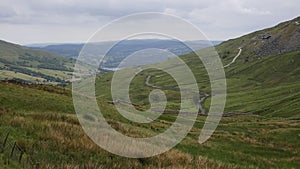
[0,82,249,169]
[218,16,300,64]
[0,78,299,168]
[0,40,76,85]
[93,16,300,118]
[91,16,300,167]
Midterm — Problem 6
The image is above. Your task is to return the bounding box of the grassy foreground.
[0,78,299,168]
[0,82,246,169]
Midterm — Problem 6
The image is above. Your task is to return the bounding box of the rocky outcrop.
[218,16,300,61]
[250,18,300,57]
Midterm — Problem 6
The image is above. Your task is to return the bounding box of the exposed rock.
[251,21,300,57]
[260,34,272,40]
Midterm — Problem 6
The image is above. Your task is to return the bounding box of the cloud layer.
[0,0,299,44]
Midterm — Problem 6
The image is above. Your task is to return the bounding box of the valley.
[0,16,300,169]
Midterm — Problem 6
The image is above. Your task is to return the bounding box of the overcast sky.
[0,0,299,45]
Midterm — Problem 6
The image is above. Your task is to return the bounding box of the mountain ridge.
[217,16,300,63]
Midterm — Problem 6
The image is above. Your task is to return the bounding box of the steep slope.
[202,16,300,117]
[218,16,300,63]
[216,16,300,89]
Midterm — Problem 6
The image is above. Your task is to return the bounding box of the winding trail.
[223,47,242,68]
[145,75,161,89]
[145,75,209,115]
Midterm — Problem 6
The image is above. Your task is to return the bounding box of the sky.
[0,0,299,45]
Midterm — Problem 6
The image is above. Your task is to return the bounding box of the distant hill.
[0,40,76,85]
[30,39,222,68]
[30,43,84,58]
[0,39,221,84]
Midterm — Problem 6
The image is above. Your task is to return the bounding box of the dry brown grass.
[139,149,248,169]
[41,149,247,169]
[1,110,248,169]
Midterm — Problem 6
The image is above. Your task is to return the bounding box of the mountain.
[30,43,84,58]
[215,16,300,87]
[217,16,300,62]
[0,40,75,84]
[30,39,222,68]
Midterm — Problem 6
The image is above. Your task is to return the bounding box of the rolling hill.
[0,40,81,85]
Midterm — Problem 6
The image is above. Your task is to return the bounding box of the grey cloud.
[0,0,299,44]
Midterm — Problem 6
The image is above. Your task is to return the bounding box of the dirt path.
[223,48,242,68]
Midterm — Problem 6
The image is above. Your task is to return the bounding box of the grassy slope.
[0,82,245,169]
[95,50,300,118]
[91,50,300,168]
[0,40,73,69]
[217,16,300,64]
[90,17,300,168]
[0,54,299,168]
[0,70,45,82]
[0,78,299,168]
[0,40,75,83]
